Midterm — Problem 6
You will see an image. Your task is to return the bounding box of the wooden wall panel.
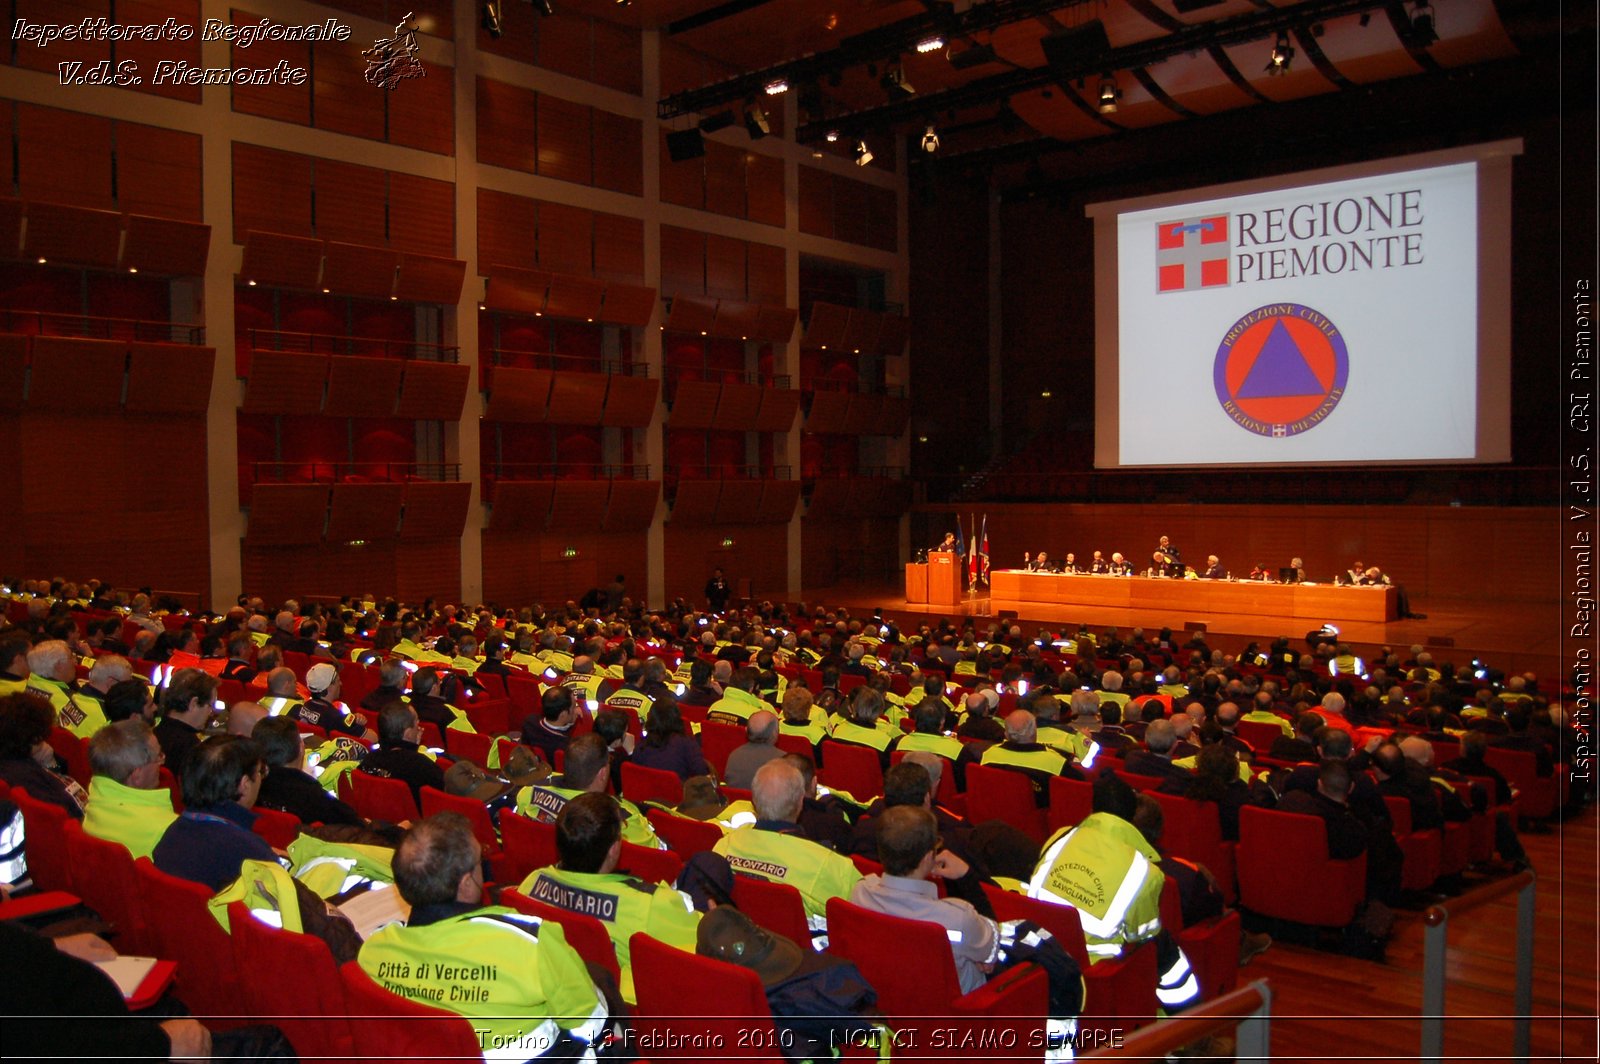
[589,20,643,95]
[115,0,202,102]
[832,177,870,246]
[28,338,125,411]
[313,39,384,140]
[387,57,455,155]
[126,344,214,415]
[478,189,539,272]
[230,9,312,125]
[399,482,472,539]
[482,530,647,606]
[866,186,899,252]
[17,106,113,210]
[746,243,787,307]
[537,202,593,276]
[393,539,462,603]
[746,154,786,228]
[477,78,539,174]
[327,483,405,542]
[325,356,403,417]
[233,143,314,240]
[592,213,645,285]
[703,235,746,302]
[13,0,108,75]
[797,166,833,239]
[659,227,705,297]
[663,523,788,603]
[536,94,593,187]
[592,109,643,198]
[704,142,747,219]
[314,160,388,245]
[535,17,594,83]
[397,361,470,420]
[602,480,661,531]
[116,123,203,222]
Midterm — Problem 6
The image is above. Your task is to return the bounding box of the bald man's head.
[1003,710,1037,744]
[227,700,267,737]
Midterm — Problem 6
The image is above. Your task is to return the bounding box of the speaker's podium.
[926,551,962,607]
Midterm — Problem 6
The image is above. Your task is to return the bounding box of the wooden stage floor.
[801,582,1565,681]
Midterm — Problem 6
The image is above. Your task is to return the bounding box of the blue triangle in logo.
[1236,320,1324,398]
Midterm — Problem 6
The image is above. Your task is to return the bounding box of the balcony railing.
[247,462,462,485]
[246,328,459,363]
[485,463,654,481]
[670,465,793,480]
[807,376,905,398]
[489,349,649,376]
[0,308,205,344]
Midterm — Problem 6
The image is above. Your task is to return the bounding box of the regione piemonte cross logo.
[1212,303,1348,439]
[1156,215,1230,292]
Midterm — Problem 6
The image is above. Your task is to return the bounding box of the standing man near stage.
[705,568,732,613]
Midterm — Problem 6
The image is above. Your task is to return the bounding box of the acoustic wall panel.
[669,480,720,525]
[325,356,403,417]
[241,351,329,414]
[548,373,608,425]
[327,483,405,543]
[238,232,324,290]
[712,381,762,430]
[247,484,330,545]
[669,380,720,430]
[395,254,467,305]
[485,366,554,423]
[0,335,27,412]
[753,388,801,432]
[602,480,661,531]
[713,479,762,525]
[804,303,851,350]
[24,203,121,269]
[754,480,802,524]
[598,283,657,327]
[600,375,660,428]
[396,361,470,420]
[321,242,398,300]
[548,480,610,531]
[804,391,851,434]
[489,480,555,531]
[126,344,214,415]
[122,215,210,277]
[28,338,126,411]
[400,481,473,540]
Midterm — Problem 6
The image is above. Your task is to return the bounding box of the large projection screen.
[1090,141,1518,468]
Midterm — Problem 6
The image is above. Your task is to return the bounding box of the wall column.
[451,0,484,604]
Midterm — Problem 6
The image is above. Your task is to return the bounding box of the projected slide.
[1089,144,1515,468]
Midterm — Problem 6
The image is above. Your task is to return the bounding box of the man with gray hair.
[25,640,85,733]
[724,709,785,790]
[70,655,133,738]
[712,759,861,930]
[980,710,1084,805]
[1123,719,1196,787]
[84,719,176,859]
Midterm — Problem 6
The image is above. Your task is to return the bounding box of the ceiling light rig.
[1096,74,1121,113]
[854,139,874,166]
[920,124,940,153]
[764,78,789,96]
[481,0,502,37]
[1265,30,1294,74]
[1409,0,1438,46]
[916,35,946,54]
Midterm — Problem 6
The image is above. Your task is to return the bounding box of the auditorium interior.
[0,0,1594,1060]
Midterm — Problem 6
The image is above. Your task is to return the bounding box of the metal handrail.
[1082,980,1271,1061]
[1421,870,1536,1063]
[671,465,794,480]
[664,368,794,389]
[248,462,462,484]
[246,328,458,362]
[0,308,205,344]
[487,463,654,481]
[489,349,649,376]
[808,376,906,398]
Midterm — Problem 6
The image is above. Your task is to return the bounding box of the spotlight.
[920,124,939,153]
[1265,31,1294,75]
[948,42,996,69]
[529,0,554,15]
[853,139,873,166]
[915,34,945,54]
[764,78,788,96]
[1096,75,1120,114]
[481,0,502,37]
[825,129,840,142]
[744,104,770,139]
[1410,0,1438,45]
[881,66,915,99]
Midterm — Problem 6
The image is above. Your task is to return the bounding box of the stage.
[797,581,1564,683]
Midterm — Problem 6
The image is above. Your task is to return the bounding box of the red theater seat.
[1236,806,1365,928]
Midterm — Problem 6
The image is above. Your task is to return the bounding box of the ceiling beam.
[792,0,1410,142]
[657,0,1093,119]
